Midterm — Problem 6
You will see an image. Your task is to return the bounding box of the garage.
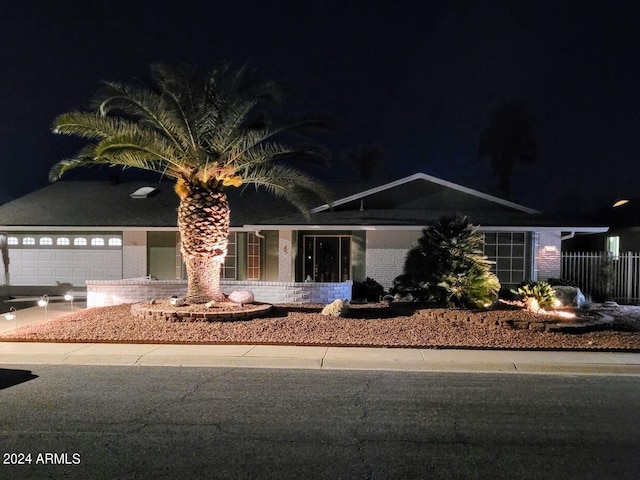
[6,233,122,287]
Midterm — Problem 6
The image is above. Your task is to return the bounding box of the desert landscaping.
[1,301,639,351]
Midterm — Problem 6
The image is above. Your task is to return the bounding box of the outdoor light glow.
[64,293,73,301]
[613,199,629,208]
[38,294,49,308]
[4,307,17,329]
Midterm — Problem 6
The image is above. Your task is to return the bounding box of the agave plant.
[50,63,331,303]
[512,281,558,310]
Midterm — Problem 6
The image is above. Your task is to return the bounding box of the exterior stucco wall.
[122,231,147,278]
[365,230,421,289]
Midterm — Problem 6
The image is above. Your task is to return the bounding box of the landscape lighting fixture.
[38,294,49,319]
[64,292,74,310]
[4,307,17,329]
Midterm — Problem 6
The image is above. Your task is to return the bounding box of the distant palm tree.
[344,144,381,181]
[50,63,331,303]
[478,101,538,199]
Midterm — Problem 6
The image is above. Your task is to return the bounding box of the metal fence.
[561,251,640,304]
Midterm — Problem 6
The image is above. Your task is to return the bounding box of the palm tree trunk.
[178,185,230,304]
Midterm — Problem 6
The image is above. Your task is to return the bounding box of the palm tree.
[50,63,331,304]
[477,101,538,199]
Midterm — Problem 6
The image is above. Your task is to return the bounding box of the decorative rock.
[169,296,186,307]
[553,286,587,308]
[321,298,350,317]
[228,290,255,304]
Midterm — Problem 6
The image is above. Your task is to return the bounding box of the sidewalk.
[1,302,639,375]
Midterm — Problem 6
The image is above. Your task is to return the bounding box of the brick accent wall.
[536,231,562,281]
[86,279,353,307]
[365,231,421,289]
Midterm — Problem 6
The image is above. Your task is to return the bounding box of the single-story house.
[0,172,607,306]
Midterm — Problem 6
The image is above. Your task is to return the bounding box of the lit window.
[91,238,105,246]
[39,237,53,246]
[22,237,35,245]
[7,237,18,245]
[606,236,620,258]
[247,232,261,280]
[221,232,237,279]
[57,237,70,246]
[74,238,87,246]
[108,238,122,246]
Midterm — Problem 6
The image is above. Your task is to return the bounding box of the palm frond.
[242,164,332,215]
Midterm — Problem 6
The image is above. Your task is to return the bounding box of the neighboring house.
[0,172,607,304]
[563,198,640,256]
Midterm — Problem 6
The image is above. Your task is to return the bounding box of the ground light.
[64,292,74,310]
[38,294,49,320]
[4,307,17,329]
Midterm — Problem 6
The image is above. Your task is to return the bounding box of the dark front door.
[303,236,351,282]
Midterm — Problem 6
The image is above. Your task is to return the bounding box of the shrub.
[512,281,558,309]
[352,277,385,302]
[391,214,500,308]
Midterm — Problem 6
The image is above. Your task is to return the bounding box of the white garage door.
[7,234,123,287]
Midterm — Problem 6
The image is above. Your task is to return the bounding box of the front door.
[303,236,351,282]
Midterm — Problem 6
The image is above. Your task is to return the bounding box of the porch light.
[4,307,17,329]
[612,199,629,208]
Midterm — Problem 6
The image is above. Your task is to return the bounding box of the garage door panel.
[8,247,122,286]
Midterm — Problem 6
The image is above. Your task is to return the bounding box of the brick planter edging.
[131,302,273,322]
[390,304,614,333]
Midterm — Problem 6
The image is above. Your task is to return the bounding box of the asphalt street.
[1,366,639,479]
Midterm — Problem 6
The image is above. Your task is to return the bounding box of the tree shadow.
[0,368,38,390]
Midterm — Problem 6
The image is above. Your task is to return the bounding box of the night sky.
[1,0,639,214]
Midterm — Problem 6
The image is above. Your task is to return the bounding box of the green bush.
[391,214,500,309]
[512,281,557,309]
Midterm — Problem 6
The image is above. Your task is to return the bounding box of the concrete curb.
[1,342,639,375]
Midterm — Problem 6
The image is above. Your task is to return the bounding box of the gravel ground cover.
[0,302,639,351]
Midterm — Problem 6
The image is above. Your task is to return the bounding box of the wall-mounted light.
[4,307,17,329]
[543,245,558,252]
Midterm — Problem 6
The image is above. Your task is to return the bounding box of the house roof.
[0,173,608,232]
[0,180,299,229]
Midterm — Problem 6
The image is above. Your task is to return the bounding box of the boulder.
[553,285,587,308]
[321,298,350,317]
[228,290,255,304]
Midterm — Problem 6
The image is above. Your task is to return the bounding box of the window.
[606,236,620,258]
[7,237,18,245]
[57,237,70,246]
[22,237,35,245]
[74,238,87,246]
[222,233,237,279]
[91,238,105,246]
[483,232,527,285]
[39,237,53,246]
[108,237,122,246]
[246,232,261,280]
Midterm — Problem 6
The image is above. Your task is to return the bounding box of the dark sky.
[1,0,639,214]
